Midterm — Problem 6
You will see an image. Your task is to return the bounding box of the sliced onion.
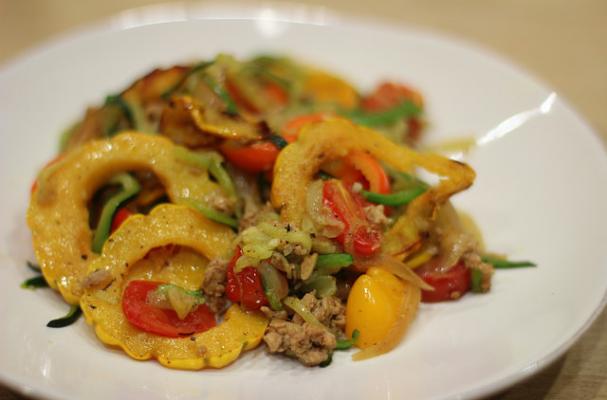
[360,255,433,291]
[283,296,325,329]
[434,201,475,272]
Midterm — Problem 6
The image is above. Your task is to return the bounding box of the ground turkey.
[262,293,346,366]
[201,258,228,313]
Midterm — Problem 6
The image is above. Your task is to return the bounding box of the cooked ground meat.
[261,293,346,366]
[260,306,288,320]
[264,319,336,366]
[297,293,346,333]
[262,294,346,366]
[202,258,228,313]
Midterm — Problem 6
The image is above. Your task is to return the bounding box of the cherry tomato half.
[345,150,390,194]
[220,141,279,173]
[362,81,424,112]
[226,248,268,311]
[111,207,134,233]
[264,82,289,106]
[281,113,327,142]
[322,179,382,258]
[122,280,216,338]
[416,261,471,303]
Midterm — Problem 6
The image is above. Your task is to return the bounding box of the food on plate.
[26,53,533,369]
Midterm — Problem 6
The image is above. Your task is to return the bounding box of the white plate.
[1,3,606,400]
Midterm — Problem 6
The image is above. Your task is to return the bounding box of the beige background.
[0,0,606,399]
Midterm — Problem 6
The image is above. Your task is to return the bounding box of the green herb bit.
[361,186,426,207]
[317,171,333,181]
[155,284,204,299]
[26,261,41,273]
[91,173,141,253]
[21,276,49,290]
[342,100,421,127]
[181,199,238,229]
[319,352,333,368]
[268,134,289,150]
[47,305,82,328]
[203,75,239,116]
[481,255,537,269]
[315,253,353,275]
[470,269,483,293]
[335,329,361,350]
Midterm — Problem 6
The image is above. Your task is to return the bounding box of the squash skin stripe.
[27,132,227,304]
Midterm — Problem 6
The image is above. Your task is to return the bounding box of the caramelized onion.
[360,255,433,291]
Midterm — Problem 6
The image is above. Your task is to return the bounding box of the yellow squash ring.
[28,132,226,304]
[271,117,475,255]
[80,204,268,370]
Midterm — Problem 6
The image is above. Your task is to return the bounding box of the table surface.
[0,0,605,399]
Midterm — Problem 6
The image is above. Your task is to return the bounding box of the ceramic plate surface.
[1,3,606,400]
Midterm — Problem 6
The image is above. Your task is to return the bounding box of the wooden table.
[1,1,605,399]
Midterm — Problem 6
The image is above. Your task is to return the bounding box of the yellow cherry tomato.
[346,267,407,348]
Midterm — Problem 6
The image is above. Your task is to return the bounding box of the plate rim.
[1,2,606,400]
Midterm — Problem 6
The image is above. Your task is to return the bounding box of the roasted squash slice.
[80,204,267,369]
[271,117,475,257]
[28,132,229,304]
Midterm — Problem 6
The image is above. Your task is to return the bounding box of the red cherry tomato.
[322,179,382,258]
[345,150,390,194]
[111,207,134,233]
[362,81,424,112]
[122,280,216,337]
[264,82,289,106]
[325,160,367,191]
[226,248,268,311]
[220,141,279,173]
[416,261,471,303]
[281,113,327,142]
[362,82,425,144]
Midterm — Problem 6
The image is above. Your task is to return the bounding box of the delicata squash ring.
[80,204,268,369]
[28,132,229,304]
[271,117,476,256]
